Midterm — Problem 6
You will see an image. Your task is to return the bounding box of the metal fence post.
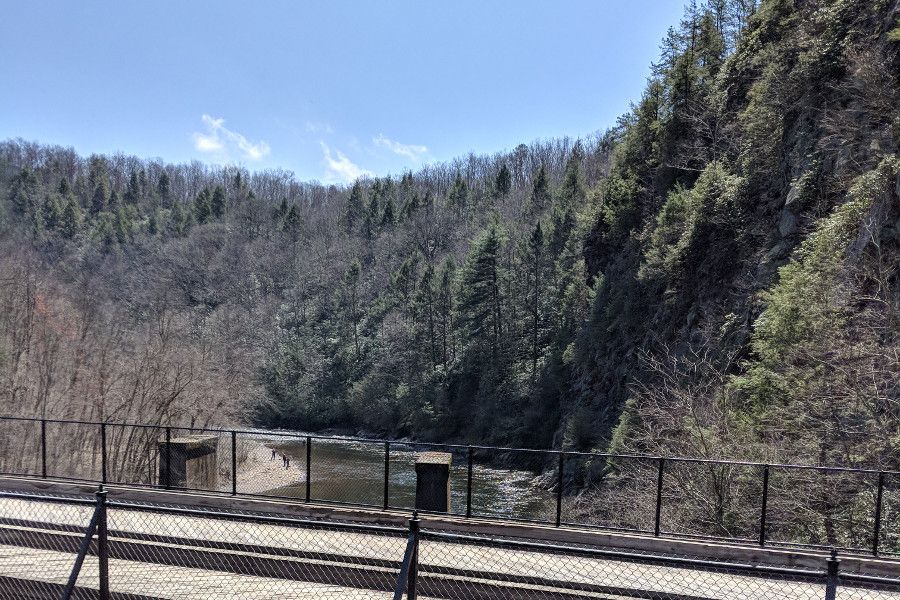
[96,486,109,600]
[407,511,420,600]
[759,464,769,546]
[654,457,665,537]
[824,548,840,600]
[100,423,108,484]
[556,451,564,527]
[61,500,102,600]
[164,427,171,490]
[305,436,312,502]
[40,418,47,478]
[872,471,885,556]
[231,431,238,496]
[384,441,390,509]
[466,446,473,518]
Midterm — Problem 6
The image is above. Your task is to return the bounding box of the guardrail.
[0,415,897,557]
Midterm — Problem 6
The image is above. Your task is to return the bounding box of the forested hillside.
[1,0,898,473]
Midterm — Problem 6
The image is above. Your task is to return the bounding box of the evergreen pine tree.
[170,201,189,236]
[527,165,551,214]
[157,172,171,207]
[368,191,380,223]
[558,143,586,207]
[448,173,469,212]
[344,181,366,233]
[93,212,118,252]
[148,210,160,236]
[284,204,302,240]
[417,263,437,368]
[9,168,39,215]
[548,204,576,259]
[124,170,140,204]
[274,197,289,227]
[91,181,108,215]
[114,206,132,244]
[402,193,421,220]
[436,257,456,367]
[457,224,505,355]
[108,189,121,212]
[73,174,88,208]
[525,221,546,378]
[42,194,63,231]
[60,196,83,239]
[138,169,148,196]
[194,188,212,224]
[88,156,110,215]
[381,196,396,227]
[344,259,362,359]
[361,212,374,242]
[494,164,512,198]
[211,185,226,219]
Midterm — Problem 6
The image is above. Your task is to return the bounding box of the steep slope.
[574,0,900,468]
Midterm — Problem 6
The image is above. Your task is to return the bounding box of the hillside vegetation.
[1,0,898,480]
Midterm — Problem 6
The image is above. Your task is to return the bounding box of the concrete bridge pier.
[415,452,452,513]
[158,434,218,489]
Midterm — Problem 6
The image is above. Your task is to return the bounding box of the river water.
[265,436,556,521]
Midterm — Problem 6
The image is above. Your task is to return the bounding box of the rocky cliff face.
[573,0,900,466]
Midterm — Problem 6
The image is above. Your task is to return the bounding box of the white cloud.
[320,142,371,184]
[373,133,429,161]
[305,121,334,134]
[193,114,271,161]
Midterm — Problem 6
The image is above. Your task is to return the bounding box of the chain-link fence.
[0,416,898,558]
[0,488,410,599]
[0,487,898,599]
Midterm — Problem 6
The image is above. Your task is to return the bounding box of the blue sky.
[0,1,686,183]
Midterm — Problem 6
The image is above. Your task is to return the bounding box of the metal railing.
[0,414,898,557]
[0,487,898,599]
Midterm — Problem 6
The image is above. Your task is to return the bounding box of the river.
[262,436,556,521]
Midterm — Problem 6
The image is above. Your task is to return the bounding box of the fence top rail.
[0,489,98,506]
[419,529,829,580]
[2,414,898,476]
[840,572,900,589]
[0,487,408,536]
[104,500,409,536]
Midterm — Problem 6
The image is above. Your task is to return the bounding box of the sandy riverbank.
[229,439,306,494]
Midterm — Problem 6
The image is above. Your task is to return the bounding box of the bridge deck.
[0,497,894,599]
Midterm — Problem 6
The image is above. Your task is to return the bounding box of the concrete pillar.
[415,452,452,513]
[159,434,218,490]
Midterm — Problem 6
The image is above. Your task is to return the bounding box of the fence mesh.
[0,489,899,599]
[417,531,828,599]
[0,494,97,599]
[0,491,408,599]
